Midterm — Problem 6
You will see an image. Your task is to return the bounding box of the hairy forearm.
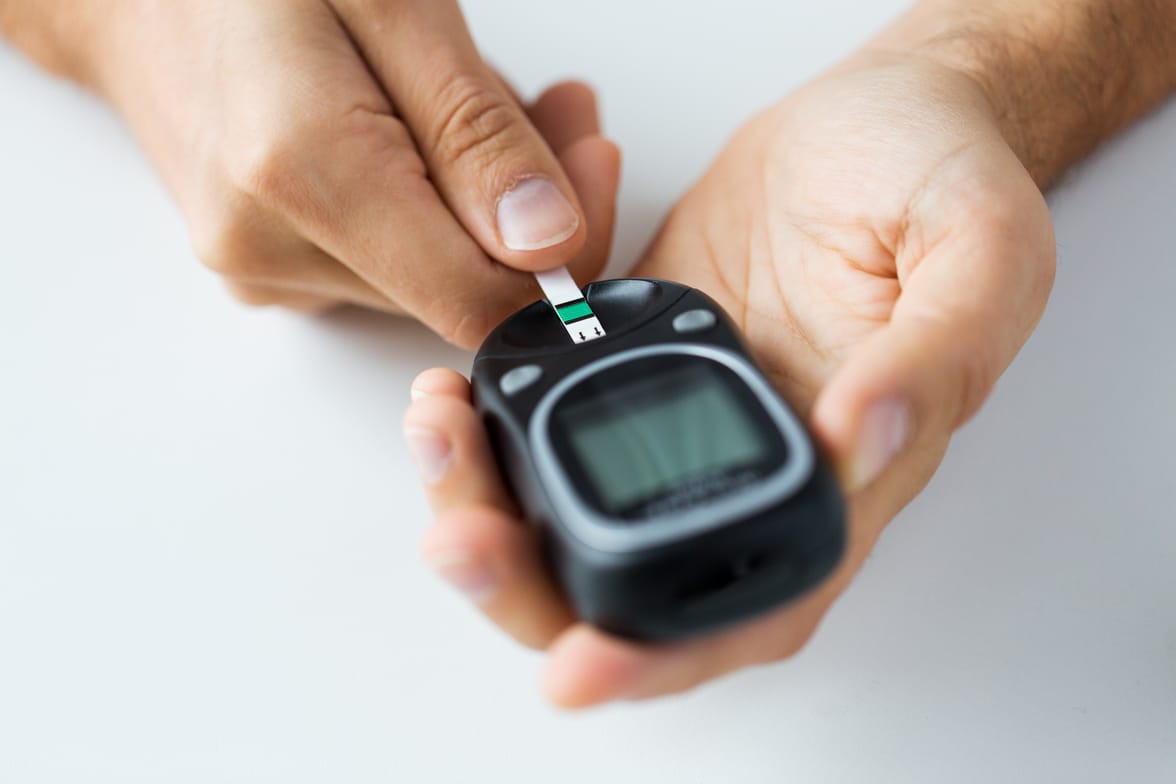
[872,0,1176,187]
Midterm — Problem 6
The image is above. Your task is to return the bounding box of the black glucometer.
[472,278,845,641]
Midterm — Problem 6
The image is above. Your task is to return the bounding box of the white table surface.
[2,2,1174,781]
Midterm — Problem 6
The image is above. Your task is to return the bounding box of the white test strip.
[534,268,606,344]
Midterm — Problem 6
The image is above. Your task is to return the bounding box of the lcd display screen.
[556,362,772,514]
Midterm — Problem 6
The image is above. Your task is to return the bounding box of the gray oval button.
[672,308,717,334]
[499,364,543,397]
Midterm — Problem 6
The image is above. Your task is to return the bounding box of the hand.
[57,0,620,347]
[402,52,1055,706]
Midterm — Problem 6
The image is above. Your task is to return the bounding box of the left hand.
[403,52,1056,707]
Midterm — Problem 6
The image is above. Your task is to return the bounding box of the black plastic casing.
[472,279,846,641]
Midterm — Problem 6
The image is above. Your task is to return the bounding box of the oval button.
[672,308,717,334]
[499,364,543,397]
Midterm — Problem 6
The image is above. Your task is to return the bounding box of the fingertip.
[543,626,651,709]
[410,368,471,402]
[563,135,622,189]
[536,80,598,111]
[529,81,601,151]
[813,365,910,496]
[560,136,622,283]
[494,176,588,271]
[490,80,613,274]
[401,392,470,483]
[810,380,861,485]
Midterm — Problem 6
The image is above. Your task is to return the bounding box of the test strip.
[535,268,606,344]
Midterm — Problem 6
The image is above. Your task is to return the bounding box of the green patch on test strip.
[555,299,595,324]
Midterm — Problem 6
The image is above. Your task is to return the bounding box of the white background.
[2,1,1175,781]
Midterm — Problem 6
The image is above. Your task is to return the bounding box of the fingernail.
[850,399,908,492]
[426,551,498,605]
[404,427,452,485]
[410,387,428,401]
[497,177,579,251]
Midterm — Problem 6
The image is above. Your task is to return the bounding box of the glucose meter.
[472,275,845,641]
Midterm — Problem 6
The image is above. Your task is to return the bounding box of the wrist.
[864,0,1176,188]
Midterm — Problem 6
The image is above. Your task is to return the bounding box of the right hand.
[403,52,1055,707]
[63,0,621,347]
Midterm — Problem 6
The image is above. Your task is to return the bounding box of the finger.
[526,81,601,155]
[421,505,574,649]
[402,383,517,516]
[812,166,1056,494]
[404,370,574,647]
[202,225,403,313]
[409,367,472,403]
[223,281,340,313]
[487,67,523,105]
[401,75,617,296]
[526,82,621,284]
[291,114,543,347]
[557,135,622,286]
[333,0,589,270]
[195,4,525,347]
[241,104,535,347]
[189,65,404,315]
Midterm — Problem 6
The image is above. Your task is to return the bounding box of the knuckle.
[338,109,424,178]
[429,284,511,350]
[431,74,519,168]
[224,110,421,222]
[434,309,482,351]
[189,202,260,278]
[226,131,307,207]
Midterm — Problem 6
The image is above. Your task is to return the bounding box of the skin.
[404,1,1176,708]
[4,0,1175,710]
[405,52,1056,707]
[0,0,620,348]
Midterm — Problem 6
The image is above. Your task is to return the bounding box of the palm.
[640,60,1025,406]
[630,59,1055,611]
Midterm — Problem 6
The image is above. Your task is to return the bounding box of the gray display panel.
[558,364,770,513]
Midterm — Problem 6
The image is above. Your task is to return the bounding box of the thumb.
[527,81,621,285]
[812,200,1056,495]
[813,314,1001,495]
[418,65,590,269]
[332,0,589,271]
